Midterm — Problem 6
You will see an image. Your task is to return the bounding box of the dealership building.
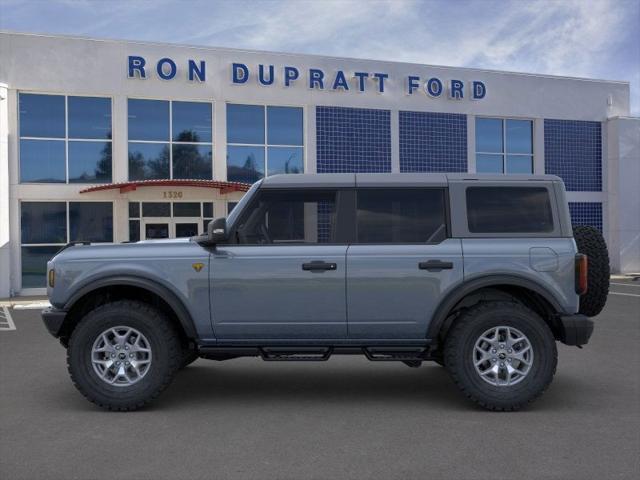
[0,31,638,296]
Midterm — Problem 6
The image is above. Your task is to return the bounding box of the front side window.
[20,202,113,288]
[356,189,447,243]
[128,99,213,180]
[19,93,112,183]
[476,118,533,174]
[226,104,304,184]
[234,190,336,244]
[466,187,553,233]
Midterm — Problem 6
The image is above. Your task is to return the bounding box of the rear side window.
[356,188,447,243]
[466,187,554,233]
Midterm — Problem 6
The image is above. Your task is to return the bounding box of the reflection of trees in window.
[282,152,301,174]
[227,152,262,184]
[128,145,170,180]
[175,130,200,143]
[95,139,113,181]
[173,130,212,179]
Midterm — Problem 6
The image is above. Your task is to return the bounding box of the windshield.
[226,180,261,228]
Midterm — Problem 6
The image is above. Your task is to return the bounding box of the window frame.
[475,116,534,174]
[18,92,114,184]
[127,98,214,181]
[226,103,306,181]
[353,187,451,245]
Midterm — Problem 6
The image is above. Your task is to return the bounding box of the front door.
[346,188,464,339]
[210,188,348,340]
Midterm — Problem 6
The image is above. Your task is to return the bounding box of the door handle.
[419,260,454,271]
[302,261,337,272]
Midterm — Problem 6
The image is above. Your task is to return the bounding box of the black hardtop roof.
[259,173,562,188]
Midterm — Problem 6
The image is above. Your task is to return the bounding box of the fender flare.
[426,274,564,341]
[64,275,197,339]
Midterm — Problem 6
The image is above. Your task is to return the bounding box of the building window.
[128,99,213,181]
[19,93,112,183]
[475,118,533,174]
[20,202,113,288]
[226,104,304,184]
[128,201,214,241]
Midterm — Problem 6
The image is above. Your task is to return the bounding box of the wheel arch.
[427,275,564,344]
[59,276,197,346]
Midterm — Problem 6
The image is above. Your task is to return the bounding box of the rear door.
[346,188,463,339]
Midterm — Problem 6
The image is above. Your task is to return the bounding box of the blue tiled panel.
[569,202,603,233]
[317,201,334,244]
[316,106,391,173]
[399,111,467,172]
[544,119,602,191]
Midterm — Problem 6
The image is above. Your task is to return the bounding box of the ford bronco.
[42,173,609,411]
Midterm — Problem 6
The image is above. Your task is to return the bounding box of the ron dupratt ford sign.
[127,55,487,100]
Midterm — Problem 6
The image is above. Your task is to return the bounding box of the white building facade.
[0,32,638,296]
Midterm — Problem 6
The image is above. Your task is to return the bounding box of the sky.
[1,0,639,114]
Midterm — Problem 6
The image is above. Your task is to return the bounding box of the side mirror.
[207,217,228,244]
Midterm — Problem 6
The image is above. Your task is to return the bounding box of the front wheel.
[67,300,182,411]
[444,301,557,411]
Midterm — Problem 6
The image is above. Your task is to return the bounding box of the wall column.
[0,84,10,297]
[607,117,640,274]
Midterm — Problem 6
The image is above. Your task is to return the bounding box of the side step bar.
[197,345,433,362]
[363,347,429,362]
[260,347,333,361]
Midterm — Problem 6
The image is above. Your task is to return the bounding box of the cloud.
[1,0,638,113]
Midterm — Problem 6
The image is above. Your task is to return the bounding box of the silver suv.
[42,173,609,411]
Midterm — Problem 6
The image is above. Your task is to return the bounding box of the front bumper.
[42,307,68,338]
[558,314,594,346]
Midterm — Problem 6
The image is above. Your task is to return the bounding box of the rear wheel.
[444,301,557,411]
[67,300,182,411]
[573,225,610,317]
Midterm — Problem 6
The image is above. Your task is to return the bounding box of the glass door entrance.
[130,202,215,242]
[141,218,202,240]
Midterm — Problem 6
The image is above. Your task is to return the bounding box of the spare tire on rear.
[573,225,610,317]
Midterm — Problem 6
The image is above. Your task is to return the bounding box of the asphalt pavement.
[1,280,639,480]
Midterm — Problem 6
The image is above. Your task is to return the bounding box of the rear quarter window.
[466,186,554,233]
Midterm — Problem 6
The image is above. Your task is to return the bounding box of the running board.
[259,347,333,361]
[362,347,429,362]
[196,344,433,362]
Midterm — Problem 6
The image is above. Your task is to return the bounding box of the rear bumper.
[42,307,67,338]
[558,314,594,346]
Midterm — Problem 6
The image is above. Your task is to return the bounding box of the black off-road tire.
[573,225,610,317]
[180,348,199,369]
[67,300,182,411]
[444,301,557,411]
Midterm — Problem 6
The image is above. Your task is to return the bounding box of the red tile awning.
[79,179,251,194]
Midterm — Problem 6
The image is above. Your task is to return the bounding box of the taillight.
[575,254,588,295]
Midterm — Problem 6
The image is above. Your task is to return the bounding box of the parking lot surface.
[1,281,639,480]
